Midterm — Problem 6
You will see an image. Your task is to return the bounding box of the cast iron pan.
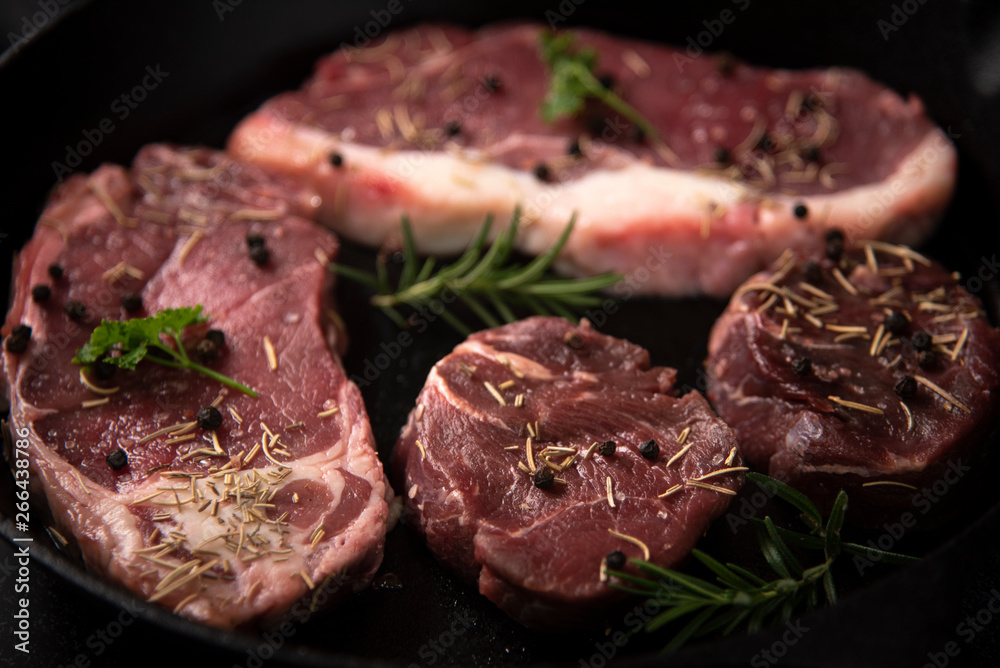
[3,1,1000,666]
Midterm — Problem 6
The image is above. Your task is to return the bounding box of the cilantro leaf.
[72,305,257,397]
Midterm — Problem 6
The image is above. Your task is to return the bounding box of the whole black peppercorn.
[65,300,86,321]
[885,311,908,335]
[197,406,223,430]
[106,449,128,470]
[894,375,917,399]
[597,440,616,457]
[801,144,821,163]
[48,264,64,280]
[194,338,218,363]
[246,234,266,248]
[5,324,32,354]
[792,357,812,376]
[567,138,582,157]
[31,284,51,303]
[802,260,823,285]
[329,152,344,168]
[482,74,501,93]
[756,133,775,152]
[605,550,627,570]
[249,245,270,266]
[917,350,936,370]
[911,331,932,351]
[206,329,226,348]
[444,120,461,137]
[792,202,809,220]
[532,466,555,489]
[824,238,844,262]
[533,162,551,182]
[639,439,659,460]
[713,146,731,164]
[825,229,845,243]
[121,292,143,313]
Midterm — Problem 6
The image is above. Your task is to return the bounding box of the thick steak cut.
[706,239,1000,514]
[228,22,955,297]
[393,317,742,628]
[1,145,391,627]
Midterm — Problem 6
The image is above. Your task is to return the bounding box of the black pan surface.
[2,1,1000,666]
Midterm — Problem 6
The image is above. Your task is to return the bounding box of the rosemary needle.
[331,210,622,335]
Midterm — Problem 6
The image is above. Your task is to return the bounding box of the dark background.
[2,1,1000,667]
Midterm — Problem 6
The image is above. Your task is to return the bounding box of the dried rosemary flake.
[831,267,858,295]
[861,480,918,490]
[415,439,426,460]
[685,480,738,495]
[676,427,692,445]
[827,395,884,415]
[952,328,969,361]
[607,528,651,561]
[525,436,536,472]
[899,401,914,432]
[81,397,110,409]
[484,381,507,406]
[498,379,516,390]
[606,476,616,508]
[914,375,971,413]
[657,484,683,499]
[317,406,340,418]
[584,441,601,460]
[869,324,886,357]
[691,466,749,482]
[263,336,278,371]
[666,442,694,467]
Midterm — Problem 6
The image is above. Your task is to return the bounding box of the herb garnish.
[607,472,919,652]
[73,306,258,397]
[332,211,622,335]
[538,31,660,148]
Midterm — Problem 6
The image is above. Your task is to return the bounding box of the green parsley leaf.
[72,305,257,397]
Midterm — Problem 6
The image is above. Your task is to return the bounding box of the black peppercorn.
[65,300,86,321]
[4,324,32,354]
[801,144,821,163]
[206,329,225,348]
[917,350,936,370]
[598,440,616,457]
[121,292,143,313]
[639,439,659,460]
[31,284,51,303]
[605,550,626,570]
[444,120,461,136]
[756,133,775,152]
[894,375,917,399]
[824,238,844,262]
[825,229,845,243]
[792,202,809,219]
[792,357,812,376]
[911,331,931,351]
[246,234,266,248]
[713,146,731,164]
[48,264,64,280]
[885,311,908,335]
[532,466,555,489]
[194,338,218,363]
[803,260,823,285]
[533,162,551,182]
[106,449,128,470]
[329,152,344,168]
[482,74,501,93]
[567,138,582,157]
[249,245,270,266]
[197,405,223,430]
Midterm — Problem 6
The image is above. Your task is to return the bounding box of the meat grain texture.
[1,145,391,627]
[394,317,742,628]
[707,241,1000,514]
[229,22,956,296]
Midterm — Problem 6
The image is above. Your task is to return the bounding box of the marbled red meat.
[393,317,742,628]
[706,240,1000,513]
[229,22,955,296]
[1,145,391,628]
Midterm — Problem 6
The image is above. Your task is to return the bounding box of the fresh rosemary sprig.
[607,472,919,652]
[73,305,258,397]
[538,30,660,145]
[331,211,622,335]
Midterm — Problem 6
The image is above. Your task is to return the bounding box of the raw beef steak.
[229,22,955,296]
[393,317,742,628]
[1,145,391,628]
